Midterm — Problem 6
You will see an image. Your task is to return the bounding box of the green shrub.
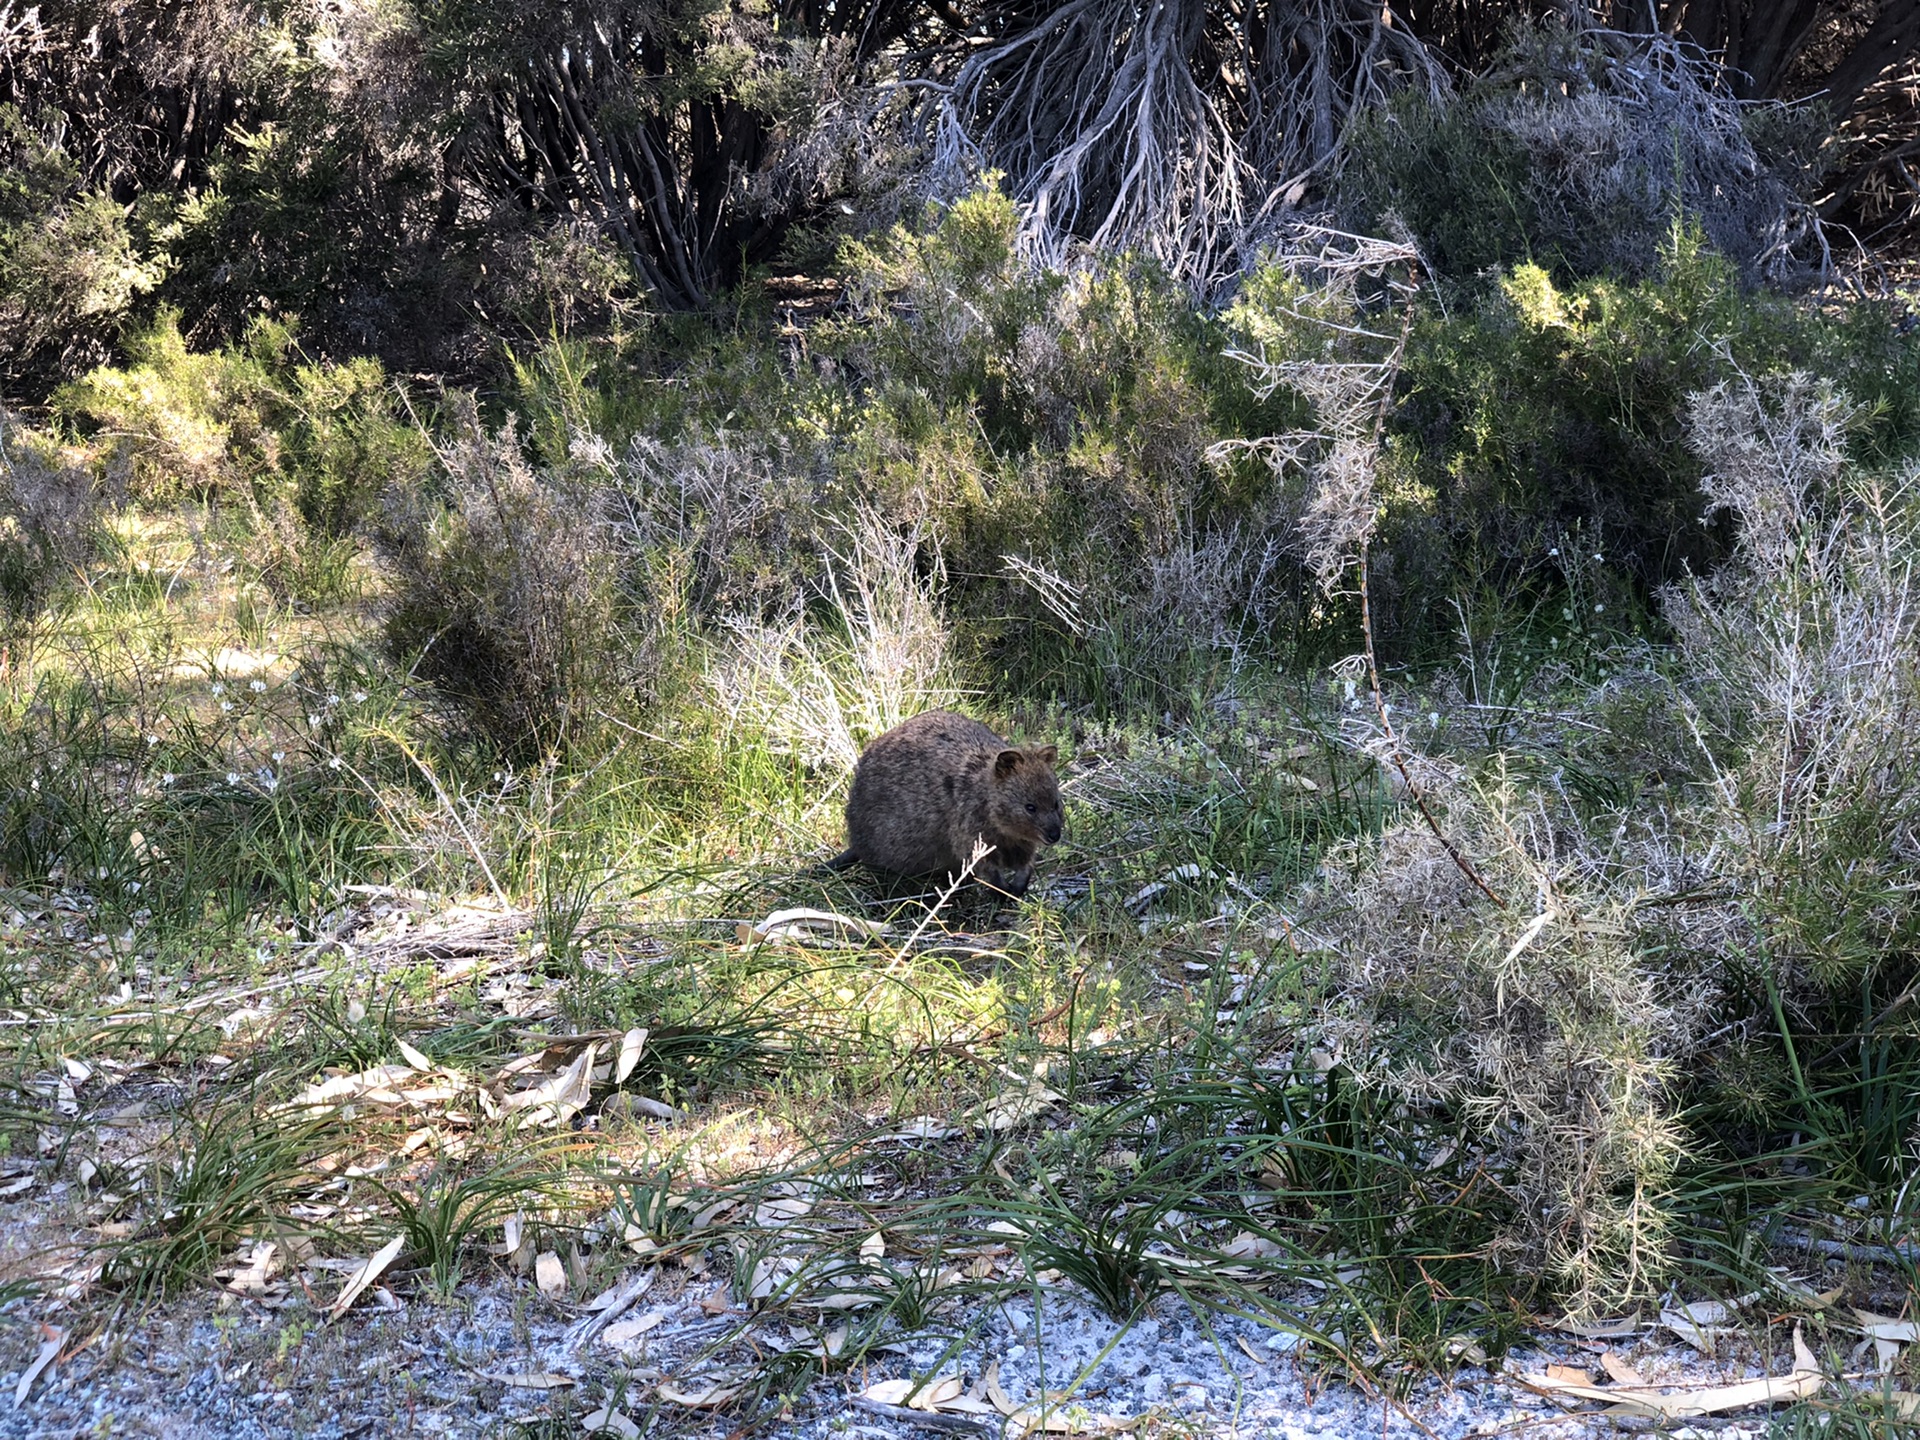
[828,183,1302,705]
[0,106,163,397]
[56,311,426,599]
[149,70,457,369]
[1362,228,1920,649]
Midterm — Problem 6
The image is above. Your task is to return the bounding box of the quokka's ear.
[1037,744,1058,766]
[994,749,1021,778]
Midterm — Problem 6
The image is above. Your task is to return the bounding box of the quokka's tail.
[820,848,860,873]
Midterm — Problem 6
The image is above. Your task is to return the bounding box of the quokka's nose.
[1045,823,1063,844]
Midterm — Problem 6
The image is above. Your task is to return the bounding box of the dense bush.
[825,185,1307,703]
[0,414,110,626]
[1664,372,1920,1186]
[0,107,161,395]
[1340,20,1823,289]
[379,404,627,758]
[56,312,426,598]
[1370,229,1920,645]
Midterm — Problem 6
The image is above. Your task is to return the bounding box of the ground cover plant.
[6,16,1920,1439]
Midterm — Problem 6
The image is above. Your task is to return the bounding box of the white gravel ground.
[2,1269,1803,1440]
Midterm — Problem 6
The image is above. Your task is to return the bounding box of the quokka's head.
[988,744,1065,848]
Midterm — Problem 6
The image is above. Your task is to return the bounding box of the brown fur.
[828,711,1065,897]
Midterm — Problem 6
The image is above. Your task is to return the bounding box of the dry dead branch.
[919,0,1446,291]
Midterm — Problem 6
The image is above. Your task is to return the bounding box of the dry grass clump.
[1670,371,1920,997]
[0,413,110,625]
[380,400,625,757]
[1315,362,1920,1316]
[615,430,828,623]
[1315,773,1699,1316]
[708,509,965,778]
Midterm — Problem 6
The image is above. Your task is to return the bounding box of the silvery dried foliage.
[1670,370,1920,991]
[1314,773,1701,1314]
[379,401,623,753]
[0,413,111,620]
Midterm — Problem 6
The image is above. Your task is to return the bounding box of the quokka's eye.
[1025,803,1037,814]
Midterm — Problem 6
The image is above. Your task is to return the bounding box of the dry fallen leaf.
[13,1325,62,1408]
[1008,1403,1113,1435]
[534,1251,567,1297]
[326,1236,404,1321]
[1854,1308,1919,1342]
[1518,1325,1822,1419]
[860,1374,967,1411]
[582,1404,641,1437]
[753,1195,813,1225]
[1220,1231,1285,1259]
[502,1043,597,1128]
[600,1308,669,1347]
[968,1080,1063,1132]
[985,1367,1020,1418]
[397,1039,434,1072]
[658,1368,754,1407]
[479,1370,576,1390]
[1548,1314,1645,1339]
[1600,1350,1647,1386]
[1543,1363,1592,1385]
[1660,1293,1757,1353]
[614,1027,648,1085]
[745,1254,801,1303]
[739,907,887,948]
[490,1213,535,1273]
[879,1116,962,1141]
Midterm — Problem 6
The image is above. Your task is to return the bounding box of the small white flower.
[1549,638,1559,649]
[271,751,285,763]
[1592,552,1602,562]
[1429,712,1440,727]
[210,682,225,697]
[1548,547,1559,557]
[307,713,321,728]
[326,693,341,707]
[249,679,267,693]
[263,774,279,793]
[145,734,160,748]
[351,690,368,705]
[226,772,241,785]
[1594,603,1604,613]
[327,756,343,770]
[161,773,176,787]
[29,778,39,791]
[219,701,233,713]
[1561,609,1573,620]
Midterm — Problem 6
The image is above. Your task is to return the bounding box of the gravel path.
[2,1265,1799,1440]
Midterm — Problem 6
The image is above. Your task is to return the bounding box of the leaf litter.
[2,893,1910,1439]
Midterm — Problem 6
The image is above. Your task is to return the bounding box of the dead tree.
[921,0,1448,290]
